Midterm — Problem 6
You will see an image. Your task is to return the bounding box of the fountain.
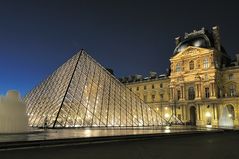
[0,90,28,133]
[219,106,234,128]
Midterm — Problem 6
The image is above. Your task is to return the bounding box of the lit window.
[189,61,194,70]
[176,63,181,72]
[203,58,209,69]
[205,87,210,98]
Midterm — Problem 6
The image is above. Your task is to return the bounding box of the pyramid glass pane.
[24,50,166,128]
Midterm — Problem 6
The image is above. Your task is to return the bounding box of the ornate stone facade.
[123,26,239,127]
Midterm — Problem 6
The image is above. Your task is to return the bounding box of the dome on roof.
[174,34,212,54]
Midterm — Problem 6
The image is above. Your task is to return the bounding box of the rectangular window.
[177,90,181,100]
[189,61,194,70]
[205,87,210,98]
[160,94,164,100]
[176,63,181,72]
[136,86,139,91]
[230,85,236,96]
[152,84,155,89]
[229,74,233,80]
[144,85,147,90]
[152,95,155,101]
[143,95,147,101]
[178,114,181,120]
[203,58,209,69]
[160,83,163,88]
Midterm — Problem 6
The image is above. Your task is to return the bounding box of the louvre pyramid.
[24,50,166,128]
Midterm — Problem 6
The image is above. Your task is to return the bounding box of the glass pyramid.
[24,50,166,128]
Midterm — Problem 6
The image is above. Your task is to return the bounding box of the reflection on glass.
[25,51,166,128]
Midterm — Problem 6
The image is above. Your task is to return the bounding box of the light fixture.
[205,112,211,117]
[164,113,170,118]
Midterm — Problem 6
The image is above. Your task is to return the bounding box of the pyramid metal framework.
[24,50,166,128]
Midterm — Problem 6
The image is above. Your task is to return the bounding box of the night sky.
[1,0,239,96]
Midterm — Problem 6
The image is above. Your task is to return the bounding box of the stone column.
[197,104,201,120]
[212,104,218,126]
[170,87,173,101]
[234,106,239,126]
[210,83,213,97]
[180,85,185,100]
[173,88,175,100]
[195,84,198,98]
[210,82,216,99]
[198,84,201,98]
[196,104,203,126]
[195,83,201,100]
[182,104,184,121]
[183,85,186,100]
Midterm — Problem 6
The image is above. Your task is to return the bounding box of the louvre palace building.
[25,26,238,128]
[120,26,239,127]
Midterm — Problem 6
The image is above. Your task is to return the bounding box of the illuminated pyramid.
[24,50,166,128]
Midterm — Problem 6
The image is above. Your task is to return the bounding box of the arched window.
[188,87,195,100]
[203,58,209,69]
[189,61,194,70]
[176,63,181,72]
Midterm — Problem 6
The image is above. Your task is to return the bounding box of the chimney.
[236,54,239,65]
[212,26,221,51]
[106,68,114,75]
[149,71,157,79]
[135,74,143,81]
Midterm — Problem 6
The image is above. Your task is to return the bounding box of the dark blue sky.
[1,0,239,96]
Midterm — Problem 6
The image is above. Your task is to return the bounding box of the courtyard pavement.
[0,131,238,159]
[0,126,217,143]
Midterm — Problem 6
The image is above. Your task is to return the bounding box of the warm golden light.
[164,113,170,118]
[205,112,211,117]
